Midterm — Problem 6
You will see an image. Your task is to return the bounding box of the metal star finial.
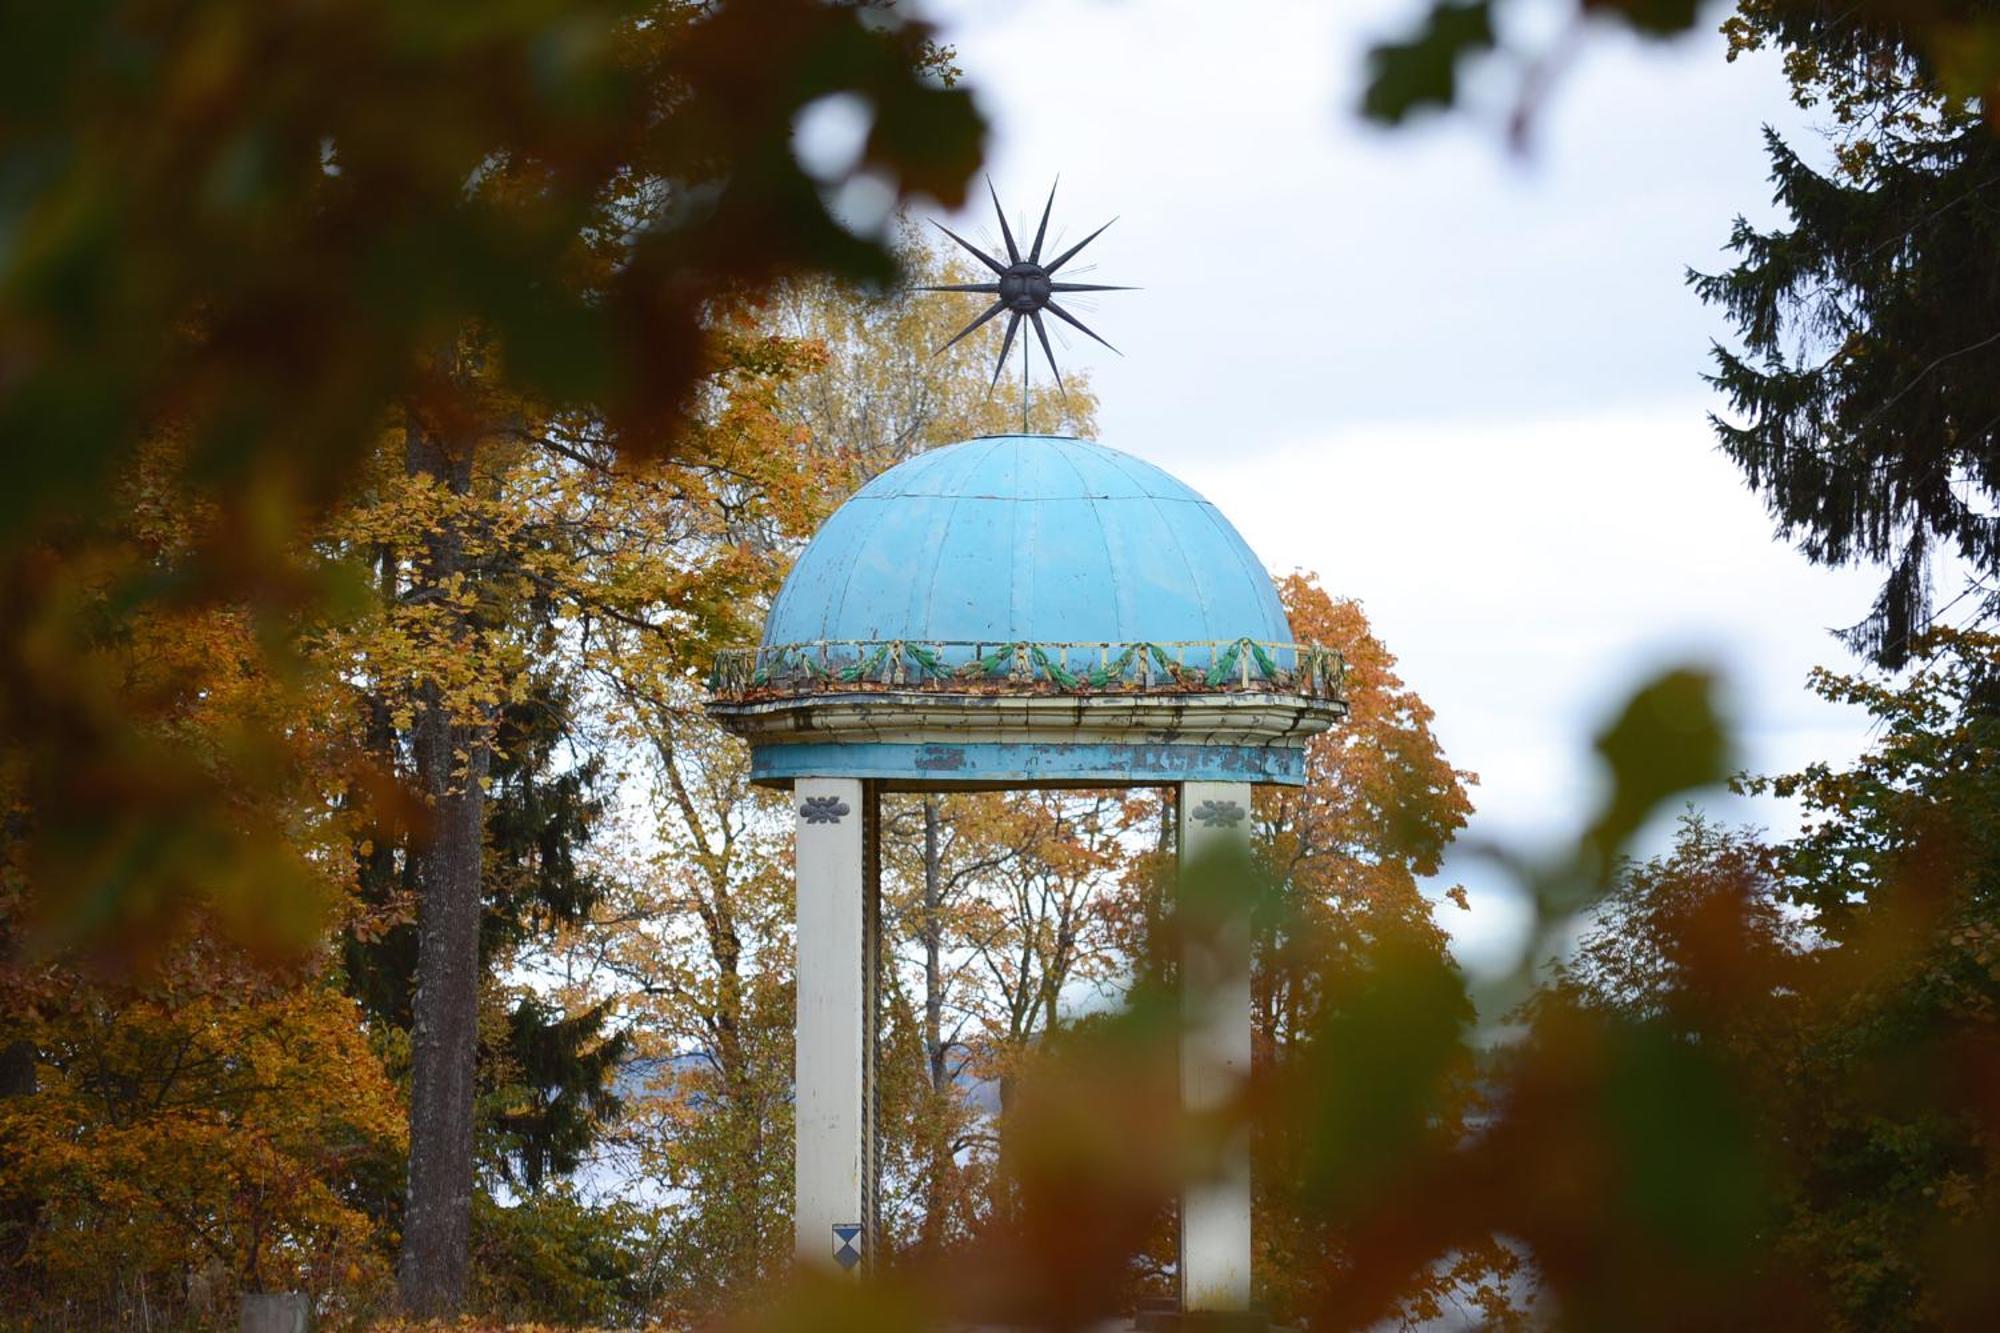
[917,179,1132,401]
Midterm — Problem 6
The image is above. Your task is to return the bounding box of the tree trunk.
[922,796,945,1091]
[0,1040,33,1098]
[0,1039,39,1278]
[396,419,491,1317]
[918,795,956,1252]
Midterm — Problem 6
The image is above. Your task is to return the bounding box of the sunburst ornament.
[919,180,1132,402]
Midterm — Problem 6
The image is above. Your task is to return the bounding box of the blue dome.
[764,435,1291,651]
[712,434,1345,788]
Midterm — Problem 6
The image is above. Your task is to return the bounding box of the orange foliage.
[0,956,405,1314]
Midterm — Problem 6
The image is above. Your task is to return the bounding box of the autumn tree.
[307,297,831,1313]
[580,714,799,1315]
[440,316,843,1316]
[0,970,407,1322]
[324,387,553,1314]
[288,323,822,1322]
[1245,573,1501,1324]
[952,794,1129,1102]
[4,5,992,1314]
[1504,634,2000,1330]
[0,444,406,1326]
[397,393,510,1314]
[876,791,1026,1256]
[891,789,1134,1246]
[1742,633,2000,1327]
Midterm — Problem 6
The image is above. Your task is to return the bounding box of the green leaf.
[1582,667,1734,884]
[1298,931,1470,1217]
[1360,1,1496,125]
[1583,0,1704,39]
[1604,1023,1770,1265]
[1030,645,1078,690]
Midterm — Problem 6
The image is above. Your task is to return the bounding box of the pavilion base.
[1134,1296,1288,1331]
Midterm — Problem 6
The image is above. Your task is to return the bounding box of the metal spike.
[919,182,1129,390]
[990,312,1023,390]
[937,301,1006,355]
[1044,299,1120,354]
[932,220,1006,275]
[1030,311,1067,399]
[1029,180,1058,264]
[987,178,1021,263]
[1043,218,1116,275]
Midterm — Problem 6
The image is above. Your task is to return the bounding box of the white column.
[794,777,870,1272]
[1179,780,1254,1314]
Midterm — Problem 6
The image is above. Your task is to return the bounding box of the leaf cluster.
[1362,2,2000,146]
[0,0,989,968]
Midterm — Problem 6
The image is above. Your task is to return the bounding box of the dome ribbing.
[763,435,1291,651]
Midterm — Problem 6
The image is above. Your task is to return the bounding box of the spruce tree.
[480,686,630,1193]
[347,680,628,1197]
[1692,4,2000,667]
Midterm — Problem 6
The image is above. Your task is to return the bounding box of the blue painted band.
[749,740,1307,787]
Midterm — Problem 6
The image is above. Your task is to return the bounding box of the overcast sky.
[844,0,1898,979]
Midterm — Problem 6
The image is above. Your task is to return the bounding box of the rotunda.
[712,433,1343,787]
[707,432,1345,1318]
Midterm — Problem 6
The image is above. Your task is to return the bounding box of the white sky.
[872,0,1891,978]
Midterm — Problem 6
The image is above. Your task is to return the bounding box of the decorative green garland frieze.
[710,637,1345,703]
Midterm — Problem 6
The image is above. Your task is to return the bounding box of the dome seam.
[1091,445,1214,640]
[1048,436,1128,650]
[906,435,1006,642]
[1188,494,1293,641]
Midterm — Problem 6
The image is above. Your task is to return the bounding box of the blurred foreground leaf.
[0,0,987,960]
[1581,666,1733,889]
[1361,0,1495,125]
